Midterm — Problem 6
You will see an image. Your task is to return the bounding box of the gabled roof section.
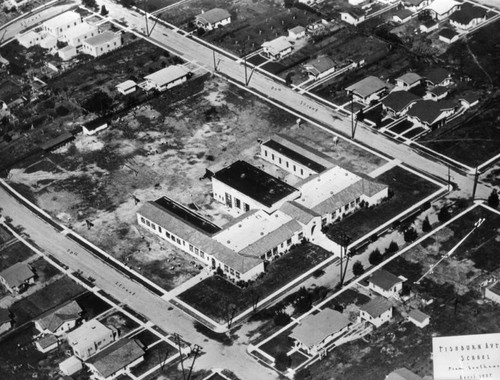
[381,91,420,113]
[426,0,460,16]
[262,36,293,55]
[439,28,458,39]
[196,8,231,24]
[280,201,320,225]
[342,7,366,18]
[396,72,422,86]
[304,56,336,75]
[360,296,392,317]
[87,339,145,378]
[394,8,414,19]
[408,309,429,323]
[369,269,404,291]
[289,26,306,34]
[144,65,190,87]
[406,99,456,124]
[427,86,448,97]
[0,262,34,288]
[0,308,10,324]
[424,68,451,85]
[449,3,486,24]
[346,76,387,98]
[36,301,82,333]
[84,31,119,47]
[43,11,81,29]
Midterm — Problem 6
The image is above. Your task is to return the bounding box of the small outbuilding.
[35,334,59,353]
[408,309,430,328]
[262,37,293,60]
[115,80,137,95]
[288,26,306,39]
[59,356,83,376]
[359,296,393,327]
[438,28,460,44]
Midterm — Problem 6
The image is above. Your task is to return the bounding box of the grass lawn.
[327,165,441,243]
[10,276,85,325]
[75,292,113,320]
[131,329,162,348]
[321,288,371,310]
[0,241,36,272]
[131,341,178,377]
[30,257,61,283]
[259,326,296,360]
[0,225,13,244]
[178,243,333,323]
[100,311,140,337]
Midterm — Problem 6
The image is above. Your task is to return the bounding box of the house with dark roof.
[0,262,35,293]
[381,91,420,117]
[386,367,423,380]
[406,99,456,128]
[0,308,12,335]
[459,93,480,109]
[359,296,393,327]
[408,308,430,328]
[290,309,351,356]
[86,339,145,380]
[35,301,83,336]
[195,8,231,31]
[404,0,432,12]
[423,86,449,101]
[424,68,453,87]
[340,8,366,26]
[346,76,389,105]
[419,19,439,33]
[449,3,487,30]
[395,73,422,89]
[35,334,59,353]
[438,28,459,44]
[304,56,337,80]
[393,8,414,24]
[262,37,293,60]
[368,269,405,298]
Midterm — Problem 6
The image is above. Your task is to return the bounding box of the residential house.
[82,117,110,135]
[404,0,433,13]
[212,160,300,214]
[359,296,393,327]
[8,0,35,8]
[262,37,293,60]
[381,91,420,117]
[340,9,366,26]
[35,334,59,353]
[408,309,430,328]
[0,308,12,335]
[195,8,231,31]
[393,9,414,24]
[17,30,42,48]
[386,368,424,380]
[59,356,83,377]
[419,19,439,33]
[426,0,460,20]
[61,22,99,47]
[143,65,191,92]
[288,26,306,40]
[34,301,83,336]
[290,309,351,356]
[0,262,36,293]
[485,280,500,304]
[348,0,365,5]
[368,269,405,298]
[42,11,82,38]
[346,76,388,105]
[81,31,122,58]
[115,80,137,95]
[438,28,459,44]
[449,3,487,30]
[459,93,479,109]
[67,319,117,360]
[424,67,452,87]
[85,339,145,380]
[58,45,78,61]
[423,85,448,101]
[304,56,337,80]
[395,73,422,89]
[406,99,456,128]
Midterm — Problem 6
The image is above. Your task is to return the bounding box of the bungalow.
[143,65,191,92]
[395,72,422,89]
[485,280,500,304]
[289,26,306,40]
[408,308,430,328]
[262,37,293,60]
[368,269,405,298]
[81,31,122,58]
[36,334,59,353]
[115,80,137,95]
[0,262,35,293]
[42,11,82,38]
[426,0,460,20]
[34,301,83,336]
[438,28,459,44]
[449,3,487,30]
[58,45,78,61]
[85,339,145,380]
[59,356,83,377]
[61,22,99,47]
[386,368,424,380]
[404,0,432,13]
[340,9,366,26]
[67,319,117,360]
[424,67,452,87]
[406,99,456,128]
[0,308,12,335]
[419,19,439,33]
[393,8,414,24]
[459,93,480,109]
[346,76,388,105]
[195,8,231,31]
[423,85,448,101]
[290,309,351,356]
[359,296,393,327]
[381,91,420,117]
[304,56,337,80]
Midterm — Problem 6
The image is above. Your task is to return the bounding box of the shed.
[59,356,83,376]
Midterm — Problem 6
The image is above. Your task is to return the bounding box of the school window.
[298,232,303,240]
[293,165,296,172]
[176,238,181,244]
[244,203,250,212]
[101,47,103,51]
[279,157,282,164]
[158,226,162,233]
[235,198,241,209]
[286,161,289,168]
[230,268,234,275]
[281,243,284,248]
[273,247,278,255]
[151,224,156,230]
[140,217,145,224]
[264,150,267,156]
[224,265,229,272]
[145,220,150,227]
[165,231,170,239]
[287,238,292,246]
[301,169,304,175]
[200,251,205,259]
[236,272,240,279]
[195,248,199,254]
[272,154,275,160]
[182,241,185,246]
[356,197,361,204]
[189,244,193,252]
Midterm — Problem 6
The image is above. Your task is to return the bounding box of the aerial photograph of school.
[0,0,500,379]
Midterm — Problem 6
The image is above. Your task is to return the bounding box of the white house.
[17,30,42,48]
[393,8,414,24]
[115,80,137,95]
[368,269,405,299]
[85,339,145,380]
[0,262,35,293]
[61,22,99,47]
[195,8,231,31]
[406,99,456,128]
[34,301,82,336]
[143,65,191,92]
[290,309,351,356]
[346,76,388,105]
[304,56,337,80]
[288,26,306,40]
[426,0,460,20]
[404,0,433,13]
[438,28,459,44]
[67,320,117,361]
[348,0,365,4]
[340,9,366,25]
[81,31,122,58]
[423,86,448,101]
[395,72,422,89]
[359,296,393,327]
[408,309,430,328]
[459,93,479,109]
[485,281,500,304]
[449,3,487,30]
[42,11,82,38]
[58,45,78,61]
[262,37,293,60]
[419,19,439,33]
[381,91,420,117]
[59,356,83,376]
[35,334,59,353]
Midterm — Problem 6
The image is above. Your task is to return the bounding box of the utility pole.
[173,333,186,380]
[349,91,355,139]
[186,345,202,380]
[471,167,480,200]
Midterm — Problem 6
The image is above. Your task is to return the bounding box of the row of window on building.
[263,149,306,176]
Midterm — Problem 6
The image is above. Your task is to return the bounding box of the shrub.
[404,227,418,243]
[55,105,69,116]
[488,189,499,208]
[386,241,399,254]
[274,311,291,326]
[438,206,451,223]
[369,249,383,265]
[352,261,364,276]
[275,352,291,371]
[422,216,432,232]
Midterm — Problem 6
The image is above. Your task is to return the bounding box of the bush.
[422,216,432,232]
[488,189,499,208]
[55,105,69,116]
[404,227,418,243]
[386,241,399,254]
[369,249,383,265]
[352,261,364,276]
[275,352,291,372]
[274,311,291,326]
[438,206,451,223]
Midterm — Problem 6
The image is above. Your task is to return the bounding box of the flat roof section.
[263,139,327,173]
[213,161,299,208]
[154,197,221,235]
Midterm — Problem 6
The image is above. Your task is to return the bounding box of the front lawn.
[259,326,296,360]
[0,240,36,272]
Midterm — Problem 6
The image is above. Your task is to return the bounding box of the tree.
[386,241,399,254]
[285,72,294,86]
[438,206,451,223]
[82,90,113,115]
[404,227,418,243]
[352,261,364,276]
[294,287,312,314]
[369,249,383,265]
[274,311,291,326]
[82,0,97,9]
[422,216,432,232]
[247,288,262,312]
[275,352,291,372]
[100,5,109,16]
[488,189,499,208]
